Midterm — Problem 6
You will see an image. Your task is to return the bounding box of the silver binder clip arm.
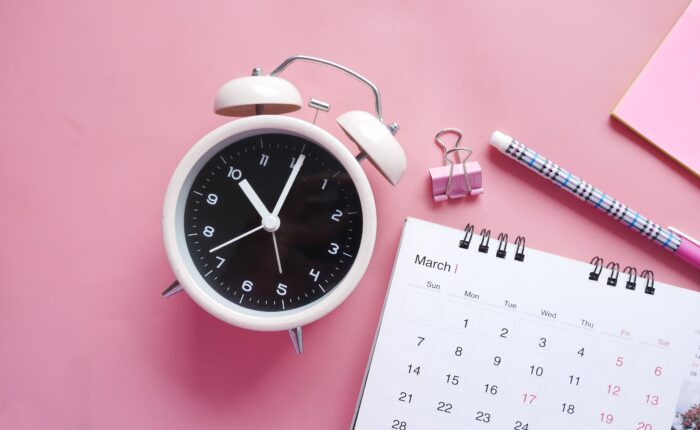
[444,147,473,197]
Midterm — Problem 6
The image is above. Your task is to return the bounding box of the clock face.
[183,133,363,312]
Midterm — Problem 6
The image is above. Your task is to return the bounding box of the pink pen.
[490,131,700,270]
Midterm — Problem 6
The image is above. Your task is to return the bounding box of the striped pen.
[490,130,700,270]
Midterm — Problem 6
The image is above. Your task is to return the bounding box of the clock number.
[206,193,218,205]
[203,226,215,237]
[227,167,242,180]
[331,209,343,222]
[289,157,296,168]
[215,256,225,268]
[259,154,269,166]
[309,268,320,282]
[276,283,287,296]
[328,243,340,255]
[241,280,253,292]
[321,178,328,190]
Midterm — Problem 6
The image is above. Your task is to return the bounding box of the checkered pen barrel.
[495,135,682,252]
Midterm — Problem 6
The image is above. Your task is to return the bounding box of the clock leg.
[161,280,184,298]
[288,326,303,355]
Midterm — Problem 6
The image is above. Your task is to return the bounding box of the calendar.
[352,218,700,430]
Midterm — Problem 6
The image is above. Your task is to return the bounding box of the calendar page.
[352,218,700,430]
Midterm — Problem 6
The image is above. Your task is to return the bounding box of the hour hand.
[239,179,271,219]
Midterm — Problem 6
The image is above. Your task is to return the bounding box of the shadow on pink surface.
[158,300,289,396]
[609,117,700,189]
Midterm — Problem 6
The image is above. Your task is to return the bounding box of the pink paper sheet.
[613,0,700,178]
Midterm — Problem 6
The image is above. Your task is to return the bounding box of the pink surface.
[613,0,700,177]
[1,1,699,429]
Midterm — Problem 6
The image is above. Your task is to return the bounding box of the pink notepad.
[613,0,700,178]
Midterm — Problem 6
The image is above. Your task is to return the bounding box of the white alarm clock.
[162,55,406,353]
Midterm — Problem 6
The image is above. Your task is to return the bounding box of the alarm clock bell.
[213,61,405,185]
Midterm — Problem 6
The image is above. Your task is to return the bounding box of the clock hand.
[271,231,283,274]
[208,224,263,253]
[272,154,305,216]
[239,179,272,218]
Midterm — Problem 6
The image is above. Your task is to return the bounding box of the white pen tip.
[489,130,513,152]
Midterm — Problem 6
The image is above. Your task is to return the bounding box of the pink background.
[1,0,698,429]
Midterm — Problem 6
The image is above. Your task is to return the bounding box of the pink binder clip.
[429,128,483,201]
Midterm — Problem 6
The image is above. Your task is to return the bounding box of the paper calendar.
[352,218,700,430]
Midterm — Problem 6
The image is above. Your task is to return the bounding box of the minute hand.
[272,154,305,216]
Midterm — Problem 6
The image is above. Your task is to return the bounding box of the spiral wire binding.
[589,257,604,281]
[478,229,491,253]
[514,236,526,262]
[459,224,474,249]
[454,226,654,295]
[588,258,654,295]
[496,233,508,258]
[641,270,655,295]
[605,262,620,286]
[623,266,637,290]
[457,224,526,262]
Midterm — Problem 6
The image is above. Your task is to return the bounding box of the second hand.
[272,232,282,274]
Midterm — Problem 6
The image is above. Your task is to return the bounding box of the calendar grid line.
[391,298,681,428]
[388,320,666,414]
[522,311,557,321]
[444,291,480,304]
[595,329,637,343]
[637,340,673,351]
[561,321,596,331]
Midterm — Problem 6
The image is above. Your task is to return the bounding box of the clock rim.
[163,115,377,331]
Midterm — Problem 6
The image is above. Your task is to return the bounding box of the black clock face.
[184,133,363,312]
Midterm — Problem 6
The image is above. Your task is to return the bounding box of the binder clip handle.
[434,128,463,155]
